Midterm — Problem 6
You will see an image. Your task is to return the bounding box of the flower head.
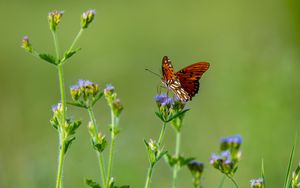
[220,135,242,151]
[70,85,81,101]
[48,10,64,31]
[51,103,63,113]
[21,36,33,52]
[104,84,115,97]
[81,9,96,29]
[250,178,263,188]
[155,94,173,107]
[112,98,123,117]
[188,160,204,175]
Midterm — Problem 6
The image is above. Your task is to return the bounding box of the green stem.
[218,175,226,188]
[226,175,239,188]
[144,122,167,188]
[68,28,83,53]
[144,164,154,188]
[87,108,107,188]
[172,131,181,188]
[106,110,117,186]
[53,29,67,188]
[192,174,200,188]
[157,122,167,147]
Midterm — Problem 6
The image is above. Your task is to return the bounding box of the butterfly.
[161,56,210,102]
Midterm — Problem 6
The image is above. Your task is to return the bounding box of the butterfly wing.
[161,56,191,101]
[175,62,210,99]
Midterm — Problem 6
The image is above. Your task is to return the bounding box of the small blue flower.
[188,160,204,175]
[155,94,173,107]
[78,79,94,87]
[221,135,242,151]
[250,178,263,188]
[104,84,115,98]
[51,103,62,112]
[70,85,80,91]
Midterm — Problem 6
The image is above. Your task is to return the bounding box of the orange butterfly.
[161,56,210,102]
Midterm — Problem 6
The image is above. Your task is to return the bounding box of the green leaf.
[61,48,81,63]
[157,150,167,162]
[284,136,297,188]
[85,179,102,188]
[166,109,189,123]
[261,159,266,188]
[155,112,165,122]
[179,157,195,167]
[39,53,57,65]
[67,101,87,109]
[92,92,104,106]
[64,137,76,154]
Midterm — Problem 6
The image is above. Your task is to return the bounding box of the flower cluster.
[154,94,187,125]
[70,80,101,108]
[21,36,33,53]
[210,135,242,177]
[48,10,64,31]
[250,178,263,188]
[104,84,123,117]
[81,9,96,29]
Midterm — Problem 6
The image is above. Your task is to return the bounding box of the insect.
[161,56,210,102]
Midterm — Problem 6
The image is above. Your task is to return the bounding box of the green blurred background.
[0,0,300,187]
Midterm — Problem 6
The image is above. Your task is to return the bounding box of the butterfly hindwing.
[175,62,210,99]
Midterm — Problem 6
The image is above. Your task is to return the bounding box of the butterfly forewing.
[161,56,209,101]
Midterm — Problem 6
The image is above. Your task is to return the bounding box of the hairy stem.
[172,131,181,188]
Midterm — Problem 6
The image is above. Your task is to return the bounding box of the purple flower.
[104,84,115,97]
[51,103,62,112]
[81,9,96,29]
[188,160,204,175]
[250,178,263,188]
[221,135,242,151]
[155,94,173,107]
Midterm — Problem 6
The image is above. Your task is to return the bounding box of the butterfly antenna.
[145,69,161,78]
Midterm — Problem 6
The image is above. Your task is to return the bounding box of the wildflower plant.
[250,178,264,188]
[210,135,242,188]
[22,10,96,188]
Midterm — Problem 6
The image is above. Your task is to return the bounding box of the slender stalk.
[87,108,107,188]
[144,122,167,188]
[144,164,154,188]
[68,28,83,53]
[172,131,181,188]
[157,123,167,146]
[192,174,200,188]
[226,175,239,188]
[218,175,226,188]
[53,29,67,188]
[106,110,117,186]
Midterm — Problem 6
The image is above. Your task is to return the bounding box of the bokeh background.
[0,0,300,187]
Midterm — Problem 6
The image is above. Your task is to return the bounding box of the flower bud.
[104,84,115,97]
[188,160,204,176]
[48,10,64,31]
[112,99,123,117]
[21,36,33,53]
[81,9,96,29]
[220,135,242,151]
[70,85,81,101]
[250,178,263,188]
[52,103,63,113]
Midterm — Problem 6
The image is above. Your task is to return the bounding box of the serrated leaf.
[64,137,76,154]
[92,92,104,106]
[155,112,165,122]
[67,101,87,109]
[85,179,102,188]
[62,48,81,63]
[39,53,57,65]
[166,109,189,123]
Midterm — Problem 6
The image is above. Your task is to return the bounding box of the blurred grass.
[0,0,300,187]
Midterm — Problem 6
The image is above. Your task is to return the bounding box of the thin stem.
[172,131,181,188]
[218,175,226,188]
[68,28,83,53]
[226,175,239,188]
[106,110,117,186]
[144,164,154,188]
[157,122,167,147]
[87,108,107,188]
[144,122,167,188]
[192,174,200,188]
[53,29,67,188]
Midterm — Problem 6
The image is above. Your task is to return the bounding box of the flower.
[81,9,96,29]
[70,85,81,101]
[51,103,62,113]
[104,84,115,97]
[188,160,204,175]
[155,94,173,107]
[112,98,123,117]
[48,10,64,31]
[250,178,263,188]
[220,135,242,151]
[21,36,32,52]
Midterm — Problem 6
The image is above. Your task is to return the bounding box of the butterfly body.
[161,56,209,102]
